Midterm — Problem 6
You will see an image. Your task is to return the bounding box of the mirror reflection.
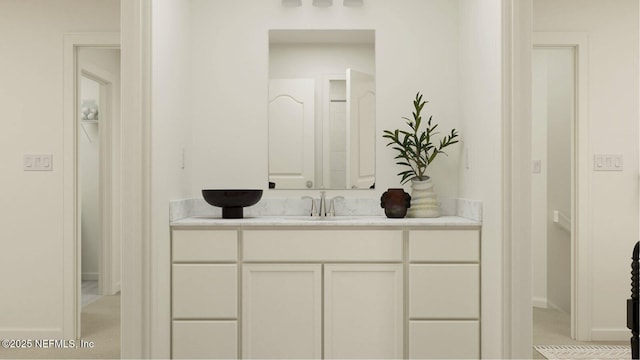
[268,30,375,190]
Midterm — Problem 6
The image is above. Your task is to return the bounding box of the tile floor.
[533,306,628,359]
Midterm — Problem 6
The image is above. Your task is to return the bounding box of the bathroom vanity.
[169,216,481,359]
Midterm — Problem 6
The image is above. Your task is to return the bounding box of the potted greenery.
[383,92,459,217]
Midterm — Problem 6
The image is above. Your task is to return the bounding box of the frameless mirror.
[268,29,375,190]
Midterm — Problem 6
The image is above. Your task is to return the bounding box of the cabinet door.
[242,264,322,359]
[324,264,403,359]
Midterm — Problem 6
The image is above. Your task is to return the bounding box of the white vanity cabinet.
[170,222,480,360]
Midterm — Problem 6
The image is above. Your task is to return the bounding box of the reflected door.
[268,79,315,189]
[346,69,375,189]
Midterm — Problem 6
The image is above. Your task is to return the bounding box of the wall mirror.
[268,29,376,190]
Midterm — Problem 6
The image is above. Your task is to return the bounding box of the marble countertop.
[170,215,481,228]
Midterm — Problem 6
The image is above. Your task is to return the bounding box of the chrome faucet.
[301,195,318,216]
[327,196,344,216]
[318,191,327,217]
[302,192,343,217]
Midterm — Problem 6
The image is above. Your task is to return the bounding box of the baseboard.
[533,297,548,308]
[0,328,62,339]
[591,328,631,341]
[82,273,99,281]
[107,281,121,295]
[546,299,569,314]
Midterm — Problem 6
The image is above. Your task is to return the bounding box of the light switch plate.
[593,154,622,171]
[532,160,542,174]
[24,154,53,171]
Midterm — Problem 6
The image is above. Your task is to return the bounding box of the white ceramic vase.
[406,177,441,218]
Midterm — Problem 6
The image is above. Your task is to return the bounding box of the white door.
[242,264,322,359]
[324,264,403,359]
[346,69,375,189]
[268,79,315,189]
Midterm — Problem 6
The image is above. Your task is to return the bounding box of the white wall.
[151,0,193,357]
[188,0,461,199]
[534,0,639,340]
[0,0,119,339]
[532,50,549,308]
[270,43,375,78]
[545,48,572,314]
[457,0,503,358]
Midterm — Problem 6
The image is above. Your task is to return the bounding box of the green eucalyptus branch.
[382,92,460,185]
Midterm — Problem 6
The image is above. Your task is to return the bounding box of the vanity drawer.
[172,264,237,319]
[243,230,403,262]
[409,264,479,319]
[409,230,479,262]
[409,320,479,359]
[172,230,237,262]
[172,320,237,359]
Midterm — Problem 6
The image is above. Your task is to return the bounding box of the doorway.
[531,32,591,344]
[532,45,575,342]
[77,47,122,304]
[76,47,122,348]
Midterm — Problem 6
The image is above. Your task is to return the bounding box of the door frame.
[533,32,591,341]
[63,32,120,339]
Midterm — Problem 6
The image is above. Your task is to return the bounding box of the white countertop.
[170,215,481,228]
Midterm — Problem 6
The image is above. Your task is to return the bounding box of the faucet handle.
[327,196,344,217]
[301,196,317,216]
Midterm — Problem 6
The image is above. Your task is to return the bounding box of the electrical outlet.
[593,154,623,171]
[24,154,53,171]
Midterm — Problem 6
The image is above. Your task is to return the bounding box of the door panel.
[346,69,375,189]
[269,79,315,189]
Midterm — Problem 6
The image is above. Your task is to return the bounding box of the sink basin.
[286,216,368,221]
[202,189,263,219]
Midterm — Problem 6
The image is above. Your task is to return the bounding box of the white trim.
[533,31,591,341]
[63,32,120,341]
[590,328,630,341]
[0,329,63,339]
[120,0,152,357]
[82,272,100,281]
[503,0,534,358]
[532,297,548,309]
[546,299,568,314]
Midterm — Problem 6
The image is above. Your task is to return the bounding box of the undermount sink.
[202,189,263,219]
[286,216,368,221]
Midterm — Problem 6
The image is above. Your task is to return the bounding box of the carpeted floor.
[534,344,630,359]
[0,294,120,359]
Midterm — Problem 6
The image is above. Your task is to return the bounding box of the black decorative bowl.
[202,189,263,219]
